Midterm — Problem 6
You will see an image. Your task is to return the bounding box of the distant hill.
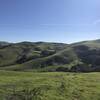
[0,40,100,72]
[0,41,11,47]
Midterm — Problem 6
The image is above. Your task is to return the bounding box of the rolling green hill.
[0,40,100,100]
[0,39,100,72]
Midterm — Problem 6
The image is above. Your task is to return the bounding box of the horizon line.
[0,38,100,44]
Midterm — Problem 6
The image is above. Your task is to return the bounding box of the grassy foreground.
[0,71,100,100]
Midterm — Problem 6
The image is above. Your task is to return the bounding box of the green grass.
[0,71,100,100]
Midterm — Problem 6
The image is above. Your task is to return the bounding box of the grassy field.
[0,71,100,100]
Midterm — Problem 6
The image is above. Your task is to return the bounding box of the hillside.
[0,40,100,72]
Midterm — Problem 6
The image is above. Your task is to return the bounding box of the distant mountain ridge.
[0,39,100,72]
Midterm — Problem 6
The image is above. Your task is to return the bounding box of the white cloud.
[93,19,100,25]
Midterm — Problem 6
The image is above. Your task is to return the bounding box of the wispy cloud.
[40,23,91,26]
[93,19,100,25]
[40,19,100,26]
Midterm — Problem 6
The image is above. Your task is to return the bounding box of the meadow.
[0,71,100,100]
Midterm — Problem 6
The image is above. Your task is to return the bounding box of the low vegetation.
[0,71,100,100]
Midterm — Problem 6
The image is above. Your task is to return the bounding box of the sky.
[0,0,100,43]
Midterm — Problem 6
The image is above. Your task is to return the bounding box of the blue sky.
[0,0,100,43]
